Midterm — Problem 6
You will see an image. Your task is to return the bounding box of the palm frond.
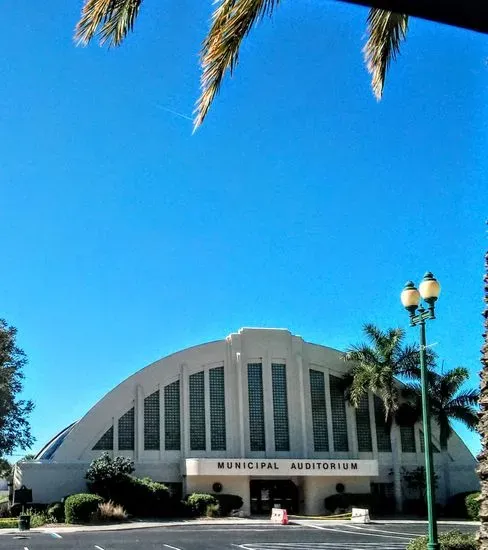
[363,9,409,100]
[344,344,379,367]
[75,0,143,47]
[445,405,478,430]
[195,0,279,128]
[438,367,470,400]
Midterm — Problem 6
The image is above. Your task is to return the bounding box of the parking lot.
[1,522,479,550]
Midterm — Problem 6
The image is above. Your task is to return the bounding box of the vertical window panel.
[419,430,440,453]
[189,371,206,450]
[400,425,416,453]
[356,394,373,452]
[210,366,226,451]
[144,390,160,450]
[93,426,113,450]
[248,363,265,451]
[329,375,349,452]
[164,381,181,450]
[310,369,329,452]
[272,363,290,452]
[374,396,392,452]
[118,407,135,451]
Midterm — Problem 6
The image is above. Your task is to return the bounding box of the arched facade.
[17,328,478,514]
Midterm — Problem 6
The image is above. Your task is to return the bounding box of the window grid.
[309,369,329,452]
[93,426,114,450]
[144,390,160,450]
[118,407,135,450]
[329,375,349,452]
[400,425,416,453]
[164,381,181,450]
[189,371,206,451]
[272,363,290,452]
[210,366,226,451]
[374,396,392,452]
[356,394,373,452]
[419,430,440,453]
[248,363,265,451]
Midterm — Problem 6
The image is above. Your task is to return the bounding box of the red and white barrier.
[270,507,289,525]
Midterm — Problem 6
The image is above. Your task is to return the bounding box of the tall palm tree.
[74,1,408,127]
[344,323,426,512]
[404,367,478,506]
[478,249,488,547]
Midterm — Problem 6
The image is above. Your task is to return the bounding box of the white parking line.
[302,524,411,540]
[348,524,421,537]
[94,545,105,550]
[50,532,63,539]
[164,545,183,550]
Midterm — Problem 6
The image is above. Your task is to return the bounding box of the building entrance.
[250,479,298,515]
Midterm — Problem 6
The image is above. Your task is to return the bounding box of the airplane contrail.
[155,104,193,122]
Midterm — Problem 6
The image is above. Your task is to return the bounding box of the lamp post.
[400,272,441,550]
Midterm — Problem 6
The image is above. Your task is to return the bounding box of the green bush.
[89,475,170,517]
[407,530,477,550]
[465,493,480,521]
[26,510,49,528]
[65,494,104,524]
[213,494,243,516]
[187,493,218,517]
[47,502,64,523]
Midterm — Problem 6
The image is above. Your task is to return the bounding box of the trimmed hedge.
[187,493,218,516]
[213,494,243,516]
[65,494,104,524]
[465,493,480,521]
[407,530,476,550]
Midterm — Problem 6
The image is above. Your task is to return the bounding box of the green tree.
[0,319,34,457]
[345,324,426,512]
[404,367,478,506]
[73,1,406,127]
[479,249,488,547]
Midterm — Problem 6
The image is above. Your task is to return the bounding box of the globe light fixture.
[401,272,441,550]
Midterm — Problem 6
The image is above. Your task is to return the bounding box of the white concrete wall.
[302,476,371,515]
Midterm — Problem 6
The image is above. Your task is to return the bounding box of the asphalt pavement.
[2,522,479,550]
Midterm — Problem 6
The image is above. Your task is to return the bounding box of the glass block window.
[210,366,226,451]
[93,426,113,450]
[248,363,265,451]
[144,390,160,450]
[272,363,290,452]
[374,396,392,452]
[118,407,135,450]
[356,394,373,452]
[189,371,206,451]
[309,369,329,452]
[164,381,180,450]
[400,425,416,453]
[419,430,440,453]
[329,375,349,452]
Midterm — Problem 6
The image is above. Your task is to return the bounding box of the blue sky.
[0,2,486,459]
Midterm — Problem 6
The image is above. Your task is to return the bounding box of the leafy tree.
[0,458,12,480]
[480,248,488,547]
[86,452,135,485]
[404,367,478,505]
[345,324,428,511]
[74,1,407,127]
[0,319,34,457]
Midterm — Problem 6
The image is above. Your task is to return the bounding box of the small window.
[309,369,329,452]
[164,381,181,451]
[272,363,290,452]
[400,425,416,453]
[144,390,160,450]
[356,394,372,452]
[248,363,265,451]
[189,371,206,451]
[329,375,349,452]
[374,396,392,452]
[210,366,226,451]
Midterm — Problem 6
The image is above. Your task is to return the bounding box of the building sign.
[184,459,378,477]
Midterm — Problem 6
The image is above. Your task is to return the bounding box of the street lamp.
[401,272,441,550]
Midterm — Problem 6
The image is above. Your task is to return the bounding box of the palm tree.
[74,1,407,127]
[344,323,426,512]
[478,249,487,547]
[403,367,478,506]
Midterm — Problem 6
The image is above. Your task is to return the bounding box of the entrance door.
[250,480,298,515]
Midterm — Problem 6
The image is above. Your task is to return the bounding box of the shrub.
[98,501,128,522]
[26,510,49,528]
[213,494,243,516]
[89,475,170,517]
[465,493,480,521]
[407,530,477,550]
[65,494,104,524]
[187,493,218,517]
[205,503,220,518]
[47,502,64,523]
[86,454,135,487]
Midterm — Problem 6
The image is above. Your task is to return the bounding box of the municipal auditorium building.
[17,328,478,515]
